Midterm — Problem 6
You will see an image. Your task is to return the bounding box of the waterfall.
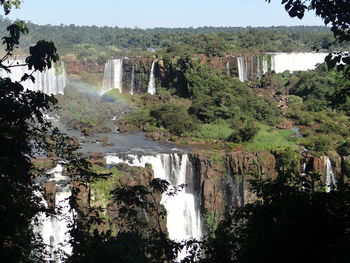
[237,57,247,82]
[301,161,307,176]
[269,52,328,73]
[105,153,202,241]
[226,158,244,207]
[34,164,72,262]
[0,60,66,95]
[147,61,156,95]
[262,55,269,74]
[325,157,336,192]
[235,53,327,82]
[102,58,123,95]
[130,62,135,95]
[226,59,231,77]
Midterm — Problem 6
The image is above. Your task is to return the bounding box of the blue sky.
[7,0,325,28]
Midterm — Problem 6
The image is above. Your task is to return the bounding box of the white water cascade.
[237,57,247,82]
[34,164,73,262]
[0,60,66,95]
[130,62,135,95]
[270,52,328,73]
[102,58,123,95]
[226,60,231,77]
[147,61,156,95]
[105,153,202,241]
[235,52,328,82]
[324,156,337,192]
[262,55,269,74]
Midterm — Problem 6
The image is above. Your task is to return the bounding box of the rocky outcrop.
[303,152,342,183]
[64,55,104,75]
[70,160,159,234]
[43,181,57,210]
[121,57,155,94]
[189,150,278,220]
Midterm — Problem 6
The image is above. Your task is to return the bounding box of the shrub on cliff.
[337,141,350,156]
[186,63,279,125]
[228,121,260,143]
[150,104,197,136]
[303,134,332,153]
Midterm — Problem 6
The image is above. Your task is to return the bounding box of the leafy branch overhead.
[267,0,350,76]
[267,0,350,42]
[0,0,21,15]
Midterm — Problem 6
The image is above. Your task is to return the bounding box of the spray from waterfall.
[147,61,156,95]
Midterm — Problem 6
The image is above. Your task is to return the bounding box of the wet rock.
[90,152,104,159]
[102,143,115,147]
[99,127,112,133]
[82,129,95,137]
[106,202,118,220]
[96,137,108,143]
[70,136,79,147]
[43,181,57,210]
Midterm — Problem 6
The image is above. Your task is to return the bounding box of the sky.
[6,0,325,28]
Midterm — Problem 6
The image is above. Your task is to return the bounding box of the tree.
[202,173,350,263]
[0,2,83,262]
[68,178,200,263]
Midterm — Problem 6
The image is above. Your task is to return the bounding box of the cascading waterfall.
[237,57,247,82]
[269,52,328,73]
[0,60,66,95]
[105,153,202,241]
[235,52,327,82]
[262,55,269,74]
[226,59,231,77]
[226,158,244,207]
[102,58,123,95]
[34,164,72,262]
[130,62,135,95]
[147,61,156,95]
[325,156,337,192]
[301,162,307,176]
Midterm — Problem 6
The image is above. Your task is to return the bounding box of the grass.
[244,124,297,151]
[191,123,233,141]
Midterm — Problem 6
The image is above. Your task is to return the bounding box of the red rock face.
[189,150,278,220]
[303,153,342,183]
[228,151,277,179]
[65,59,104,75]
[43,181,57,210]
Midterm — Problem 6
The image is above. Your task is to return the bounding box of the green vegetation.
[228,121,260,143]
[90,166,125,206]
[0,15,348,66]
[244,124,296,151]
[192,123,233,141]
[123,61,281,146]
[202,173,350,263]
